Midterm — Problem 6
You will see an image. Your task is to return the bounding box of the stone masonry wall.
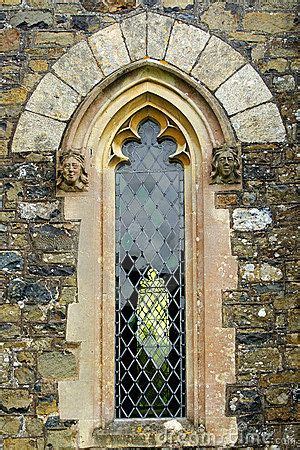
[1,0,299,448]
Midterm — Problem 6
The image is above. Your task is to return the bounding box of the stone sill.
[93,419,206,448]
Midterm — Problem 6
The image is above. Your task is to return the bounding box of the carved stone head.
[56,149,89,193]
[211,144,241,184]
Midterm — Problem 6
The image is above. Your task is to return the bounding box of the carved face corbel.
[210,143,241,184]
[56,148,89,193]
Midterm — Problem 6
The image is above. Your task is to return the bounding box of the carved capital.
[56,148,89,193]
[210,143,241,184]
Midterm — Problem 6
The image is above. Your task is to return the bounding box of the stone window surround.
[55,65,239,447]
[10,12,286,448]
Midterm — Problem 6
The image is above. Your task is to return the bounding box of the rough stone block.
[227,386,262,415]
[0,251,24,273]
[266,387,290,405]
[0,304,21,323]
[166,21,209,73]
[10,11,53,29]
[31,223,79,252]
[35,31,76,47]
[232,208,272,231]
[244,12,295,34]
[216,64,272,116]
[89,23,130,76]
[201,2,238,32]
[147,12,173,60]
[46,429,77,449]
[0,29,20,52]
[14,367,35,385]
[230,103,286,143]
[18,201,60,221]
[0,416,20,436]
[240,262,283,283]
[26,73,81,121]
[0,389,33,414]
[1,87,28,105]
[223,305,273,328]
[12,111,66,153]
[53,41,103,96]
[37,351,77,380]
[3,438,37,449]
[121,13,146,61]
[238,347,281,372]
[191,36,245,91]
[36,395,58,415]
[8,278,58,305]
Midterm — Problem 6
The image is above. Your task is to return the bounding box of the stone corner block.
[26,73,81,121]
[191,36,245,91]
[165,21,209,73]
[215,64,273,116]
[121,12,147,62]
[88,23,130,76]
[147,12,174,60]
[230,102,286,143]
[52,40,103,96]
[12,111,66,153]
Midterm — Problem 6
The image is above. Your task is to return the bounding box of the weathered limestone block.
[240,262,283,283]
[191,36,245,91]
[232,208,272,231]
[0,29,20,52]
[89,23,130,75]
[230,103,286,143]
[121,13,146,61]
[52,41,103,96]
[215,64,273,116]
[147,12,173,60]
[26,73,81,121]
[166,21,209,73]
[12,111,66,153]
[37,351,77,380]
[35,31,76,46]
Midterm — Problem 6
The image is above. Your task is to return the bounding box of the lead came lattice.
[115,119,186,418]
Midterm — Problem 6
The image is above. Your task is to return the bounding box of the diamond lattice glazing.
[115,119,186,418]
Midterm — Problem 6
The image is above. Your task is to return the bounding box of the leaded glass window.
[115,119,186,419]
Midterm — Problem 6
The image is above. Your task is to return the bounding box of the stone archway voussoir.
[12,110,66,153]
[88,22,130,76]
[191,35,245,91]
[165,20,210,73]
[25,72,81,121]
[230,102,286,143]
[52,40,104,96]
[215,63,273,116]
